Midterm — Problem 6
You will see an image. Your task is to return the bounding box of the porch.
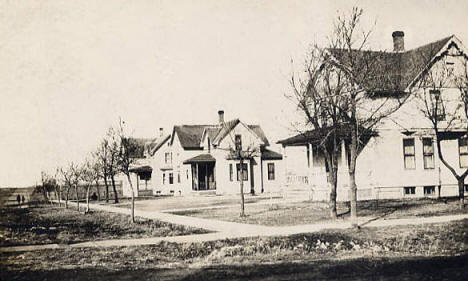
[183,154,216,191]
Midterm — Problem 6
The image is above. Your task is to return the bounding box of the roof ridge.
[404,35,453,53]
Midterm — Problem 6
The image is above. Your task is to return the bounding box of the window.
[267,163,275,180]
[403,138,416,169]
[235,135,242,151]
[424,186,435,195]
[465,185,468,192]
[165,152,172,164]
[459,137,468,168]
[162,173,165,185]
[430,90,445,121]
[422,138,434,169]
[177,172,181,183]
[229,164,233,181]
[186,170,189,180]
[236,163,248,181]
[169,173,174,184]
[404,186,416,195]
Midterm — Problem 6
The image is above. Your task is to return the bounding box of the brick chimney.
[218,110,224,124]
[159,128,164,137]
[392,31,405,52]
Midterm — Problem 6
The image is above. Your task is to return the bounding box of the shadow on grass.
[3,255,467,281]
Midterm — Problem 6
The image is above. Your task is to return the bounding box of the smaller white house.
[123,111,283,197]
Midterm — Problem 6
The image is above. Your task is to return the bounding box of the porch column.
[308,143,313,185]
[205,163,208,190]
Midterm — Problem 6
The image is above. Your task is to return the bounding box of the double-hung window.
[229,164,233,181]
[267,163,275,180]
[422,138,434,169]
[430,90,445,121]
[236,163,248,181]
[459,137,468,168]
[235,135,242,151]
[403,138,416,169]
[169,173,174,184]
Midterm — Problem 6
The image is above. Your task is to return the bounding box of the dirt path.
[1,201,467,253]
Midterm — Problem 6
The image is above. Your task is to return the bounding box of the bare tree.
[107,128,121,203]
[414,48,468,209]
[324,7,410,221]
[39,171,57,205]
[116,118,138,222]
[220,121,259,217]
[81,158,100,213]
[95,138,111,202]
[290,46,349,218]
[58,162,80,209]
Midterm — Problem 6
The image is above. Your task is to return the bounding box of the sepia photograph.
[1,1,467,280]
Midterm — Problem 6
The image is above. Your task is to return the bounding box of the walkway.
[1,200,467,253]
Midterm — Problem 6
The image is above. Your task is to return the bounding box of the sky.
[1,0,467,187]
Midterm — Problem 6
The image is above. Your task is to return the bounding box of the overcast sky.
[1,0,467,187]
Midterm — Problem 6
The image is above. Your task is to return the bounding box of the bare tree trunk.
[95,180,101,201]
[111,175,119,203]
[349,124,358,223]
[65,188,70,209]
[74,185,80,212]
[328,168,338,219]
[54,189,61,207]
[126,174,135,223]
[85,185,91,213]
[458,177,465,209]
[104,176,109,202]
[239,159,245,217]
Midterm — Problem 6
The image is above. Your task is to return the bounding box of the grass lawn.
[1,219,467,280]
[0,205,208,247]
[170,197,467,226]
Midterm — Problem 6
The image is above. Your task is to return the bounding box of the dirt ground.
[0,205,208,247]
[170,197,467,226]
[1,218,467,280]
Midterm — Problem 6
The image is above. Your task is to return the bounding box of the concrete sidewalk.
[1,201,467,253]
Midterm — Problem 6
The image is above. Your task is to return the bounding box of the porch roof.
[129,165,153,173]
[183,153,216,164]
[261,148,283,160]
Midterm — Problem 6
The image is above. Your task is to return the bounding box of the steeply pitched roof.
[149,134,171,156]
[328,35,456,94]
[128,138,155,158]
[174,120,270,150]
[173,125,213,149]
[248,125,270,146]
[212,119,240,144]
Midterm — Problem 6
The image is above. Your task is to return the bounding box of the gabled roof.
[328,35,460,94]
[173,120,269,150]
[128,138,156,158]
[172,125,213,149]
[129,134,172,158]
[149,134,171,156]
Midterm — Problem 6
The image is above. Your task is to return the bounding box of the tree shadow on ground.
[2,255,467,281]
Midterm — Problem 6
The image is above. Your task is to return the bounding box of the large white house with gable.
[279,32,468,202]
